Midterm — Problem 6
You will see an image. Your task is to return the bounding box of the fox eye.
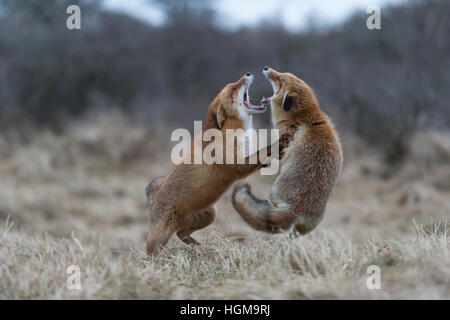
[232,87,236,93]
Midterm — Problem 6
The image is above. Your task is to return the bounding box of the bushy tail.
[231,183,297,233]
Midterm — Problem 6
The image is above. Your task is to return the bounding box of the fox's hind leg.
[176,205,216,245]
[293,211,324,235]
[232,183,296,233]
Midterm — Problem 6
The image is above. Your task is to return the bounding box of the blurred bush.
[0,0,449,165]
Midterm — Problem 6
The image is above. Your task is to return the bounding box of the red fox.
[146,73,271,256]
[232,67,343,235]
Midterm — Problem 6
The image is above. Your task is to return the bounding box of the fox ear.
[214,105,226,129]
[282,92,295,112]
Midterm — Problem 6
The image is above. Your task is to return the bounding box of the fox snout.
[262,66,281,80]
[245,72,253,83]
[237,72,253,87]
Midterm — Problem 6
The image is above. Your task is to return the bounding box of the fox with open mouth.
[145,72,271,256]
[232,67,343,235]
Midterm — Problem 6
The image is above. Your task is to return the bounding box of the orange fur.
[232,67,343,235]
[146,73,270,256]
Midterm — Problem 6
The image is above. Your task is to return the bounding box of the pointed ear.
[214,105,226,129]
[282,92,295,112]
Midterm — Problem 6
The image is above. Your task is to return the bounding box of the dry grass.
[0,112,449,299]
[1,221,449,299]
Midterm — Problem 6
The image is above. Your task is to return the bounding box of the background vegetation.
[0,0,449,164]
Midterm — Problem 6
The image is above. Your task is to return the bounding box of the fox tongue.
[244,100,265,110]
[244,100,253,109]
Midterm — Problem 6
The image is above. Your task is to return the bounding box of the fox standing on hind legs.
[146,73,271,256]
[232,67,343,235]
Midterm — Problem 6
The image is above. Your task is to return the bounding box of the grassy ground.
[0,113,449,299]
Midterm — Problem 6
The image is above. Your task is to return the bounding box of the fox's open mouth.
[260,90,278,108]
[243,86,266,114]
[261,66,282,107]
[260,96,271,107]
